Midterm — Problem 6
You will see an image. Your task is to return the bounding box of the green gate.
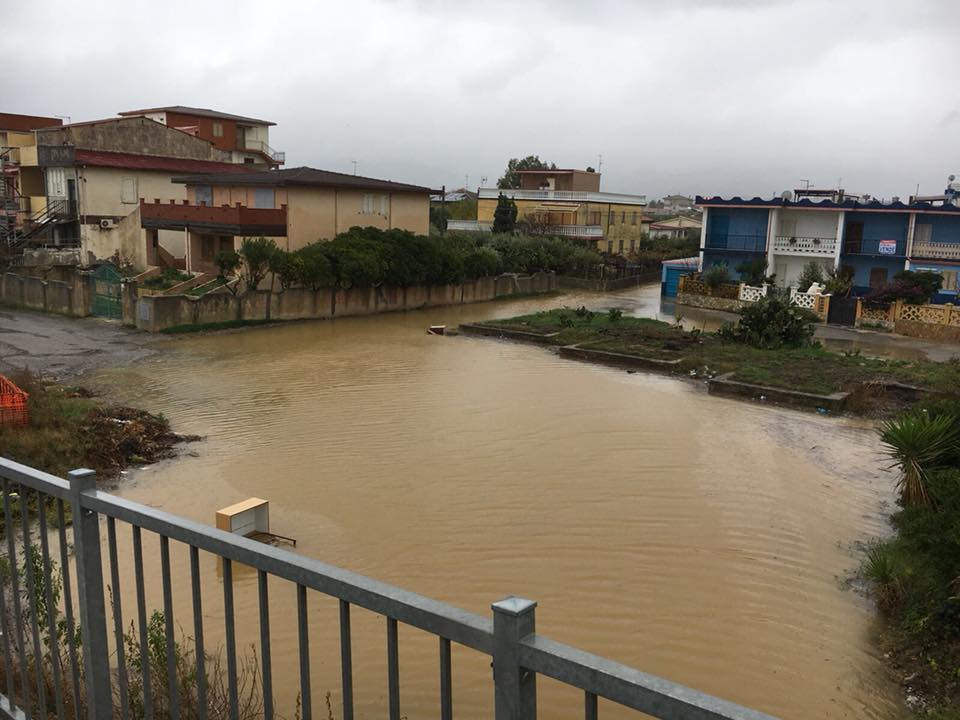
[92,263,123,319]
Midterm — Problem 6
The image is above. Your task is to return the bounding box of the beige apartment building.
[139,166,432,274]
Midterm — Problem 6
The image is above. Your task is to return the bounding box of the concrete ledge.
[558,344,683,371]
[708,373,848,411]
[458,323,560,344]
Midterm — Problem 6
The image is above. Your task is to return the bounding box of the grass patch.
[160,318,279,334]
[473,308,960,403]
[142,267,192,290]
[0,371,195,479]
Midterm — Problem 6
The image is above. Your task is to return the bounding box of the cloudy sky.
[4,0,959,200]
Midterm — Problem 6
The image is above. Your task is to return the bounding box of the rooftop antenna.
[465,174,469,189]
[597,154,603,172]
[800,179,811,191]
[480,176,487,187]
[351,160,357,176]
[54,115,71,125]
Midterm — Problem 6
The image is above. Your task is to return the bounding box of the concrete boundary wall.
[1,272,90,318]
[135,272,557,332]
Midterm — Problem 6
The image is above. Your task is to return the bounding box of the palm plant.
[879,412,960,506]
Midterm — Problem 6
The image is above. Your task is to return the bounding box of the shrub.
[462,246,502,279]
[607,308,623,322]
[735,258,770,287]
[866,270,944,307]
[718,297,817,349]
[879,412,960,506]
[796,261,826,292]
[294,244,335,291]
[823,265,854,298]
[703,263,730,290]
[492,194,518,234]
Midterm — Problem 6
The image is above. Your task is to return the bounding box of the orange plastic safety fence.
[0,375,29,427]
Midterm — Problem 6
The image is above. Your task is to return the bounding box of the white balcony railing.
[545,224,604,238]
[911,241,960,260]
[478,188,647,206]
[772,235,837,255]
[447,220,492,232]
[242,139,285,163]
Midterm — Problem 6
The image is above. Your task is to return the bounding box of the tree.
[492,194,518,234]
[215,250,242,295]
[497,155,556,189]
[295,244,335,291]
[796,261,826,292]
[238,237,278,291]
[429,205,450,234]
[269,249,300,291]
[735,258,772,286]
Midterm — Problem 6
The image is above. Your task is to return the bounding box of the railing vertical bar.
[19,489,48,720]
[296,584,311,720]
[338,600,354,720]
[56,500,81,720]
[159,535,180,720]
[38,499,66,720]
[221,559,239,720]
[189,546,207,720]
[4,480,31,719]
[386,616,400,720]
[439,637,452,720]
[585,691,598,720]
[131,526,153,720]
[257,570,273,720]
[106,517,130,720]
[0,520,15,713]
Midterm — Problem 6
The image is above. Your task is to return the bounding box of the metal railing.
[0,456,776,720]
[240,140,285,164]
[910,240,960,260]
[478,188,648,206]
[771,235,837,255]
[703,233,767,253]
[842,238,906,257]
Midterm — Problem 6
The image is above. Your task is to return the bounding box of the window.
[869,267,888,289]
[46,168,66,197]
[253,188,275,208]
[607,211,615,225]
[212,122,223,138]
[606,240,613,253]
[914,223,933,245]
[195,186,213,206]
[943,271,958,292]
[219,236,234,254]
[621,211,626,224]
[631,212,638,226]
[630,238,636,253]
[618,238,624,254]
[362,193,388,215]
[121,177,138,204]
[589,211,601,225]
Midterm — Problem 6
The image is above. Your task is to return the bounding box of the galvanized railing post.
[492,597,537,720]
[69,469,113,720]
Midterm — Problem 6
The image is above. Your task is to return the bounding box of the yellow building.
[0,112,63,244]
[141,166,432,274]
[474,169,647,255]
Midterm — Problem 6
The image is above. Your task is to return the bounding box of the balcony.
[541,224,604,238]
[772,235,837,256]
[704,233,766,253]
[842,238,906,257]
[240,139,285,164]
[139,199,287,236]
[478,187,647,205]
[910,240,960,261]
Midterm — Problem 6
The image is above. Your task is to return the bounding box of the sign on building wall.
[878,239,897,255]
[37,145,76,167]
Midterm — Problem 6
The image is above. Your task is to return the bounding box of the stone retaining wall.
[675,291,744,313]
[1,271,91,318]
[136,272,557,332]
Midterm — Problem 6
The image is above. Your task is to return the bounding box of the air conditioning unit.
[99,218,116,229]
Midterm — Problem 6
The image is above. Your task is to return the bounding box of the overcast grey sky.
[4,0,959,200]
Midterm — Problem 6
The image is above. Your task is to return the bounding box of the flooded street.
[90,285,905,719]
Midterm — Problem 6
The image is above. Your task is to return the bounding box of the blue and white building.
[695,178,960,300]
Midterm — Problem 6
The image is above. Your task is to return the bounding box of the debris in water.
[816,407,829,415]
[427,325,446,336]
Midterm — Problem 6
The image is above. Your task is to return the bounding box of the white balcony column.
[766,207,779,272]
[698,207,708,270]
[832,211,845,269]
[905,213,917,269]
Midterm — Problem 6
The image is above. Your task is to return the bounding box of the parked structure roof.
[172,166,432,193]
[119,106,276,126]
[0,113,62,132]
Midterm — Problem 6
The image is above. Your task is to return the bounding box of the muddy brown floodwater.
[90,286,906,720]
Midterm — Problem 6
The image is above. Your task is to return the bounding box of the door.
[845,221,863,254]
[827,297,859,326]
[91,264,123,320]
[869,267,888,289]
[66,178,77,215]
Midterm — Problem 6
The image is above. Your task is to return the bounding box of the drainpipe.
[698,207,708,271]
[905,213,916,270]
[833,212,845,270]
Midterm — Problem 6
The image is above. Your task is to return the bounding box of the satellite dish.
[780,190,794,201]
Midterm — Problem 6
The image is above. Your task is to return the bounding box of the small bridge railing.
[0,457,777,720]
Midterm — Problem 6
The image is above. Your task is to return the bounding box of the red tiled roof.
[74,150,249,174]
